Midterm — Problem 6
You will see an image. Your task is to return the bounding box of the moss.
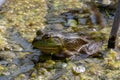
[0,66,5,71]
[31,72,37,78]
[18,52,31,58]
[14,74,26,80]
[43,60,55,69]
[0,66,7,76]
[3,0,47,42]
[103,49,120,69]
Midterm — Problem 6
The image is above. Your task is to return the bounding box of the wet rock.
[50,68,66,80]
[72,65,86,74]
[102,0,112,5]
[0,60,9,66]
[12,58,21,66]
[78,18,87,25]
[0,0,6,9]
[9,63,34,79]
[0,76,9,80]
[46,17,66,24]
[7,30,33,51]
[46,24,64,31]
[31,55,40,63]
[0,51,16,59]
[7,43,23,51]
[55,62,67,69]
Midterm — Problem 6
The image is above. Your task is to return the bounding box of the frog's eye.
[42,34,51,39]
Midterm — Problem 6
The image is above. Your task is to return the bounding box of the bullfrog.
[32,30,90,58]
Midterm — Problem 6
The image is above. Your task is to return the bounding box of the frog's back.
[63,33,88,51]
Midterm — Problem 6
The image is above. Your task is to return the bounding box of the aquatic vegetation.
[0,0,119,80]
[3,0,47,42]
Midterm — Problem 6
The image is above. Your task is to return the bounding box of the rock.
[0,76,9,80]
[78,18,87,25]
[72,65,86,74]
[55,62,67,69]
[0,0,6,9]
[46,24,64,31]
[102,0,111,5]
[0,60,9,66]
[0,51,16,59]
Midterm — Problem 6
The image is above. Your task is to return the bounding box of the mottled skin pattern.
[32,30,89,57]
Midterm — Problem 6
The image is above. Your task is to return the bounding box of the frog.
[32,30,91,58]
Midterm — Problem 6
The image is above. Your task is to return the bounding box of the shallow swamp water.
[0,0,120,80]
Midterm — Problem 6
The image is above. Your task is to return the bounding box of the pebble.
[0,0,6,8]
[72,65,86,74]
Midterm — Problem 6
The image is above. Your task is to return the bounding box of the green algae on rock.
[3,0,47,42]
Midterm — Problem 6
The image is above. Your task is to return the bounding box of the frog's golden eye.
[42,34,51,39]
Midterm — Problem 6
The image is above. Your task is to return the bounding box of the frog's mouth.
[32,40,63,53]
[33,40,62,46]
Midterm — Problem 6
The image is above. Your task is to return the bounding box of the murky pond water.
[0,0,120,80]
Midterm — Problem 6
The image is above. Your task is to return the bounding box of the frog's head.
[32,30,63,54]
